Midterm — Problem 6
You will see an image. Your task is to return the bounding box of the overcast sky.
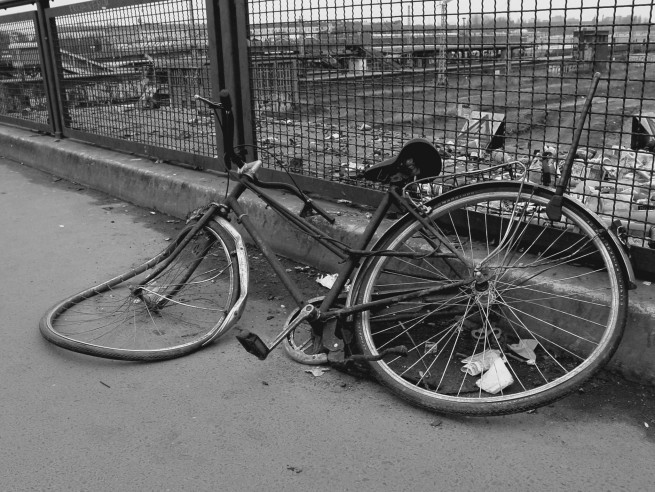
[248,0,652,23]
[2,0,652,24]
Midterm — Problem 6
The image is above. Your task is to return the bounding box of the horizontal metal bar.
[0,116,50,133]
[62,128,225,172]
[0,9,34,20]
[45,0,159,18]
[0,0,36,11]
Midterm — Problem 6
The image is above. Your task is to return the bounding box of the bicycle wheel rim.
[355,183,628,415]
[40,221,241,361]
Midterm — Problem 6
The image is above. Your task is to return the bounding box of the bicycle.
[40,73,636,416]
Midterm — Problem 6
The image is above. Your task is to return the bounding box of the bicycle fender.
[202,217,250,345]
[508,183,637,290]
[602,226,637,290]
[489,182,636,290]
[537,186,637,290]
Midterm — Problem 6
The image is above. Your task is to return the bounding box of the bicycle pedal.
[236,331,270,360]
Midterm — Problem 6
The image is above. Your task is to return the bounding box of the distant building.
[574,29,610,73]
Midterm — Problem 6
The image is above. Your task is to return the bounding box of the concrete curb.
[0,125,378,272]
[2,124,654,385]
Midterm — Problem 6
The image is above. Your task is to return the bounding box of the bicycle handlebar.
[195,91,335,223]
[194,92,238,169]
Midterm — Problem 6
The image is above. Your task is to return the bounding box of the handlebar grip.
[219,90,232,111]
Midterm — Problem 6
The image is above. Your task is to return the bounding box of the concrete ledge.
[0,125,379,272]
[2,124,654,385]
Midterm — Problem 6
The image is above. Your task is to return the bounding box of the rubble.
[255,115,655,247]
[440,142,655,246]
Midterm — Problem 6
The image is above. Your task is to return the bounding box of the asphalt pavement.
[2,123,655,386]
[2,151,655,491]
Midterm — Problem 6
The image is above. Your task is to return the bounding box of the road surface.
[1,156,653,491]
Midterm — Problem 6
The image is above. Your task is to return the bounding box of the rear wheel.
[40,220,243,361]
[354,183,628,416]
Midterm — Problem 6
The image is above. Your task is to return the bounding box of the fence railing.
[0,10,50,132]
[46,0,226,171]
[1,0,654,278]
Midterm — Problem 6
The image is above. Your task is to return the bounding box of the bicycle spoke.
[41,222,242,360]
[355,183,627,416]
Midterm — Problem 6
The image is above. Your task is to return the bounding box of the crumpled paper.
[305,367,330,377]
[475,357,514,394]
[460,349,501,376]
[316,273,338,289]
[316,274,350,292]
[508,339,539,365]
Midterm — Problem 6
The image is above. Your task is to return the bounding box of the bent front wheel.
[40,219,247,361]
[354,182,628,416]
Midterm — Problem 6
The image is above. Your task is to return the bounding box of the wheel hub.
[471,266,498,306]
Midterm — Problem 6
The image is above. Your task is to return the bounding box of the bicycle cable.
[233,143,310,199]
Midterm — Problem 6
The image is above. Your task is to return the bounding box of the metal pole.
[206,0,254,168]
[34,0,63,137]
[40,0,71,134]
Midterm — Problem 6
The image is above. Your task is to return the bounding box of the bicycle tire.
[40,218,248,361]
[353,182,628,416]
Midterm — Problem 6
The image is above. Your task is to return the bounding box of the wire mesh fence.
[0,0,654,257]
[0,13,48,127]
[247,0,655,252]
[49,0,216,157]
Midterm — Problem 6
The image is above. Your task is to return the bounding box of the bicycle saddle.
[363,138,442,184]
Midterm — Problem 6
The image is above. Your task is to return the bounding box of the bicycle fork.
[131,233,217,311]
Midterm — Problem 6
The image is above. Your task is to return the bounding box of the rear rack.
[402,160,528,206]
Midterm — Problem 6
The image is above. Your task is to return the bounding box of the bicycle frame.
[214,161,471,358]
[188,92,473,358]
[37,82,635,416]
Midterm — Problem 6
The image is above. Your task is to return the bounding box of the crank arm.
[236,304,318,360]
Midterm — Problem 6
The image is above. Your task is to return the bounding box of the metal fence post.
[33,0,62,136]
[41,0,71,135]
[206,0,254,167]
